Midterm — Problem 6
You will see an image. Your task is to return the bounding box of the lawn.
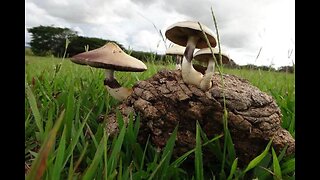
[25,55,295,179]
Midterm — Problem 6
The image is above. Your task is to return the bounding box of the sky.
[25,0,295,69]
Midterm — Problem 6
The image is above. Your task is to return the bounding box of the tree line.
[27,25,293,73]
[27,25,166,62]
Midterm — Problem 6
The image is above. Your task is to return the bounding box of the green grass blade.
[227,158,238,180]
[116,109,124,129]
[202,134,224,147]
[26,109,65,180]
[159,125,178,178]
[171,134,222,169]
[220,110,229,179]
[73,142,89,173]
[82,133,107,180]
[126,112,136,145]
[272,148,282,180]
[200,129,223,162]
[25,113,31,130]
[225,129,236,163]
[104,131,108,180]
[26,85,44,140]
[195,121,204,180]
[281,158,295,175]
[133,114,140,139]
[252,153,272,179]
[67,154,74,180]
[85,123,99,148]
[65,82,75,141]
[63,109,92,168]
[148,152,170,180]
[118,157,123,180]
[277,145,288,162]
[107,120,127,175]
[122,162,133,180]
[43,104,54,138]
[243,139,273,174]
[52,125,67,180]
[140,135,150,171]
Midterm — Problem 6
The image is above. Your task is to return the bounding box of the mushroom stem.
[104,69,132,101]
[181,36,203,87]
[200,72,213,91]
[200,58,214,91]
[183,36,199,62]
[206,58,215,74]
[175,55,182,70]
[105,69,115,81]
[104,69,121,88]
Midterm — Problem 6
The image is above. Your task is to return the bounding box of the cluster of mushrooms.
[71,21,229,101]
[70,21,295,164]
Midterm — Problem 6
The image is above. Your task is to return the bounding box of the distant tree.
[240,64,259,70]
[259,65,276,72]
[129,50,164,63]
[28,25,78,57]
[67,36,125,57]
[278,66,294,73]
[27,25,166,63]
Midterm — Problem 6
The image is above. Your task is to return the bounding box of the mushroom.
[70,42,147,101]
[165,21,217,90]
[193,48,230,90]
[194,47,230,74]
[165,44,185,70]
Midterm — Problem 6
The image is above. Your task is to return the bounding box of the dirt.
[104,69,295,166]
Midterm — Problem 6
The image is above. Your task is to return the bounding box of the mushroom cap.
[193,48,230,64]
[165,44,185,56]
[70,42,147,72]
[165,21,217,49]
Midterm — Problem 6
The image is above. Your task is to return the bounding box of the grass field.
[25,55,295,179]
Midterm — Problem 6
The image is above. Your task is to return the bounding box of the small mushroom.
[70,42,147,101]
[194,47,230,74]
[165,44,185,70]
[194,48,230,91]
[165,21,217,90]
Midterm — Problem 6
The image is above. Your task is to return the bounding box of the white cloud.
[25,0,294,68]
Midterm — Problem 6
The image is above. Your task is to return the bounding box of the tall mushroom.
[194,47,230,74]
[70,42,147,101]
[165,21,217,90]
[165,44,185,70]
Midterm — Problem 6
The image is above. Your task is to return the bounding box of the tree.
[28,25,77,57]
[278,66,294,73]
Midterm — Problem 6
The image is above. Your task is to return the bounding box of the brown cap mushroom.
[165,21,217,90]
[165,44,185,70]
[70,42,147,101]
[71,42,147,72]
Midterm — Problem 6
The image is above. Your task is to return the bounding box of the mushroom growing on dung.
[194,47,230,74]
[165,44,185,70]
[165,21,217,90]
[193,48,230,90]
[70,42,147,101]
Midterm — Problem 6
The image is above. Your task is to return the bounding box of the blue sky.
[25,0,295,68]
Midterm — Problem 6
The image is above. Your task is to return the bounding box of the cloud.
[25,0,294,68]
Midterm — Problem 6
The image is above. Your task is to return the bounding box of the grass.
[25,55,295,179]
